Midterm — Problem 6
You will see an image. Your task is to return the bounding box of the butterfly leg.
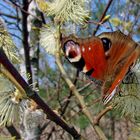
[103,49,140,104]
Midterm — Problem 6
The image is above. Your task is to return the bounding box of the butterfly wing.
[62,35,107,81]
[61,31,140,105]
[98,31,140,104]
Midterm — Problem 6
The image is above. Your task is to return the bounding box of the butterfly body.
[61,31,140,104]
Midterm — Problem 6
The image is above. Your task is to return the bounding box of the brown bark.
[21,0,33,84]
[6,125,21,139]
[0,49,81,140]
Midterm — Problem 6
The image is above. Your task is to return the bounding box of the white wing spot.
[89,47,91,51]
[82,47,85,52]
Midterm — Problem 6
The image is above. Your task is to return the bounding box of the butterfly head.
[61,35,87,71]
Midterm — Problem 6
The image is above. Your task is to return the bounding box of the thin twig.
[0,11,20,20]
[55,54,93,123]
[78,82,92,92]
[61,70,79,116]
[94,106,113,125]
[93,0,114,35]
[4,0,43,22]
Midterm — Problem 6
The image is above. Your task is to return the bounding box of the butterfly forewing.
[62,35,107,80]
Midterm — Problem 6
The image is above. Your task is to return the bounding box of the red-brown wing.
[62,35,107,81]
[61,31,140,104]
[98,31,140,104]
[80,37,107,80]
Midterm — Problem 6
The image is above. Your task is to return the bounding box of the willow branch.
[55,54,93,123]
[55,52,108,140]
[61,70,79,116]
[0,11,20,20]
[94,106,113,125]
[0,48,81,140]
[93,0,114,35]
[78,82,92,92]
[22,0,33,85]
[4,0,43,22]
[6,125,21,139]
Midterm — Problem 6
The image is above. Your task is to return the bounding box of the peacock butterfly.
[61,31,140,104]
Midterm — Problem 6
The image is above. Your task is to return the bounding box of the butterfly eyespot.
[68,50,77,58]
[82,47,85,52]
[101,37,111,52]
[63,40,81,62]
[88,47,91,51]
[63,40,74,53]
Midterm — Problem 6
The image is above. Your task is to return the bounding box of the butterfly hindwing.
[98,31,140,104]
